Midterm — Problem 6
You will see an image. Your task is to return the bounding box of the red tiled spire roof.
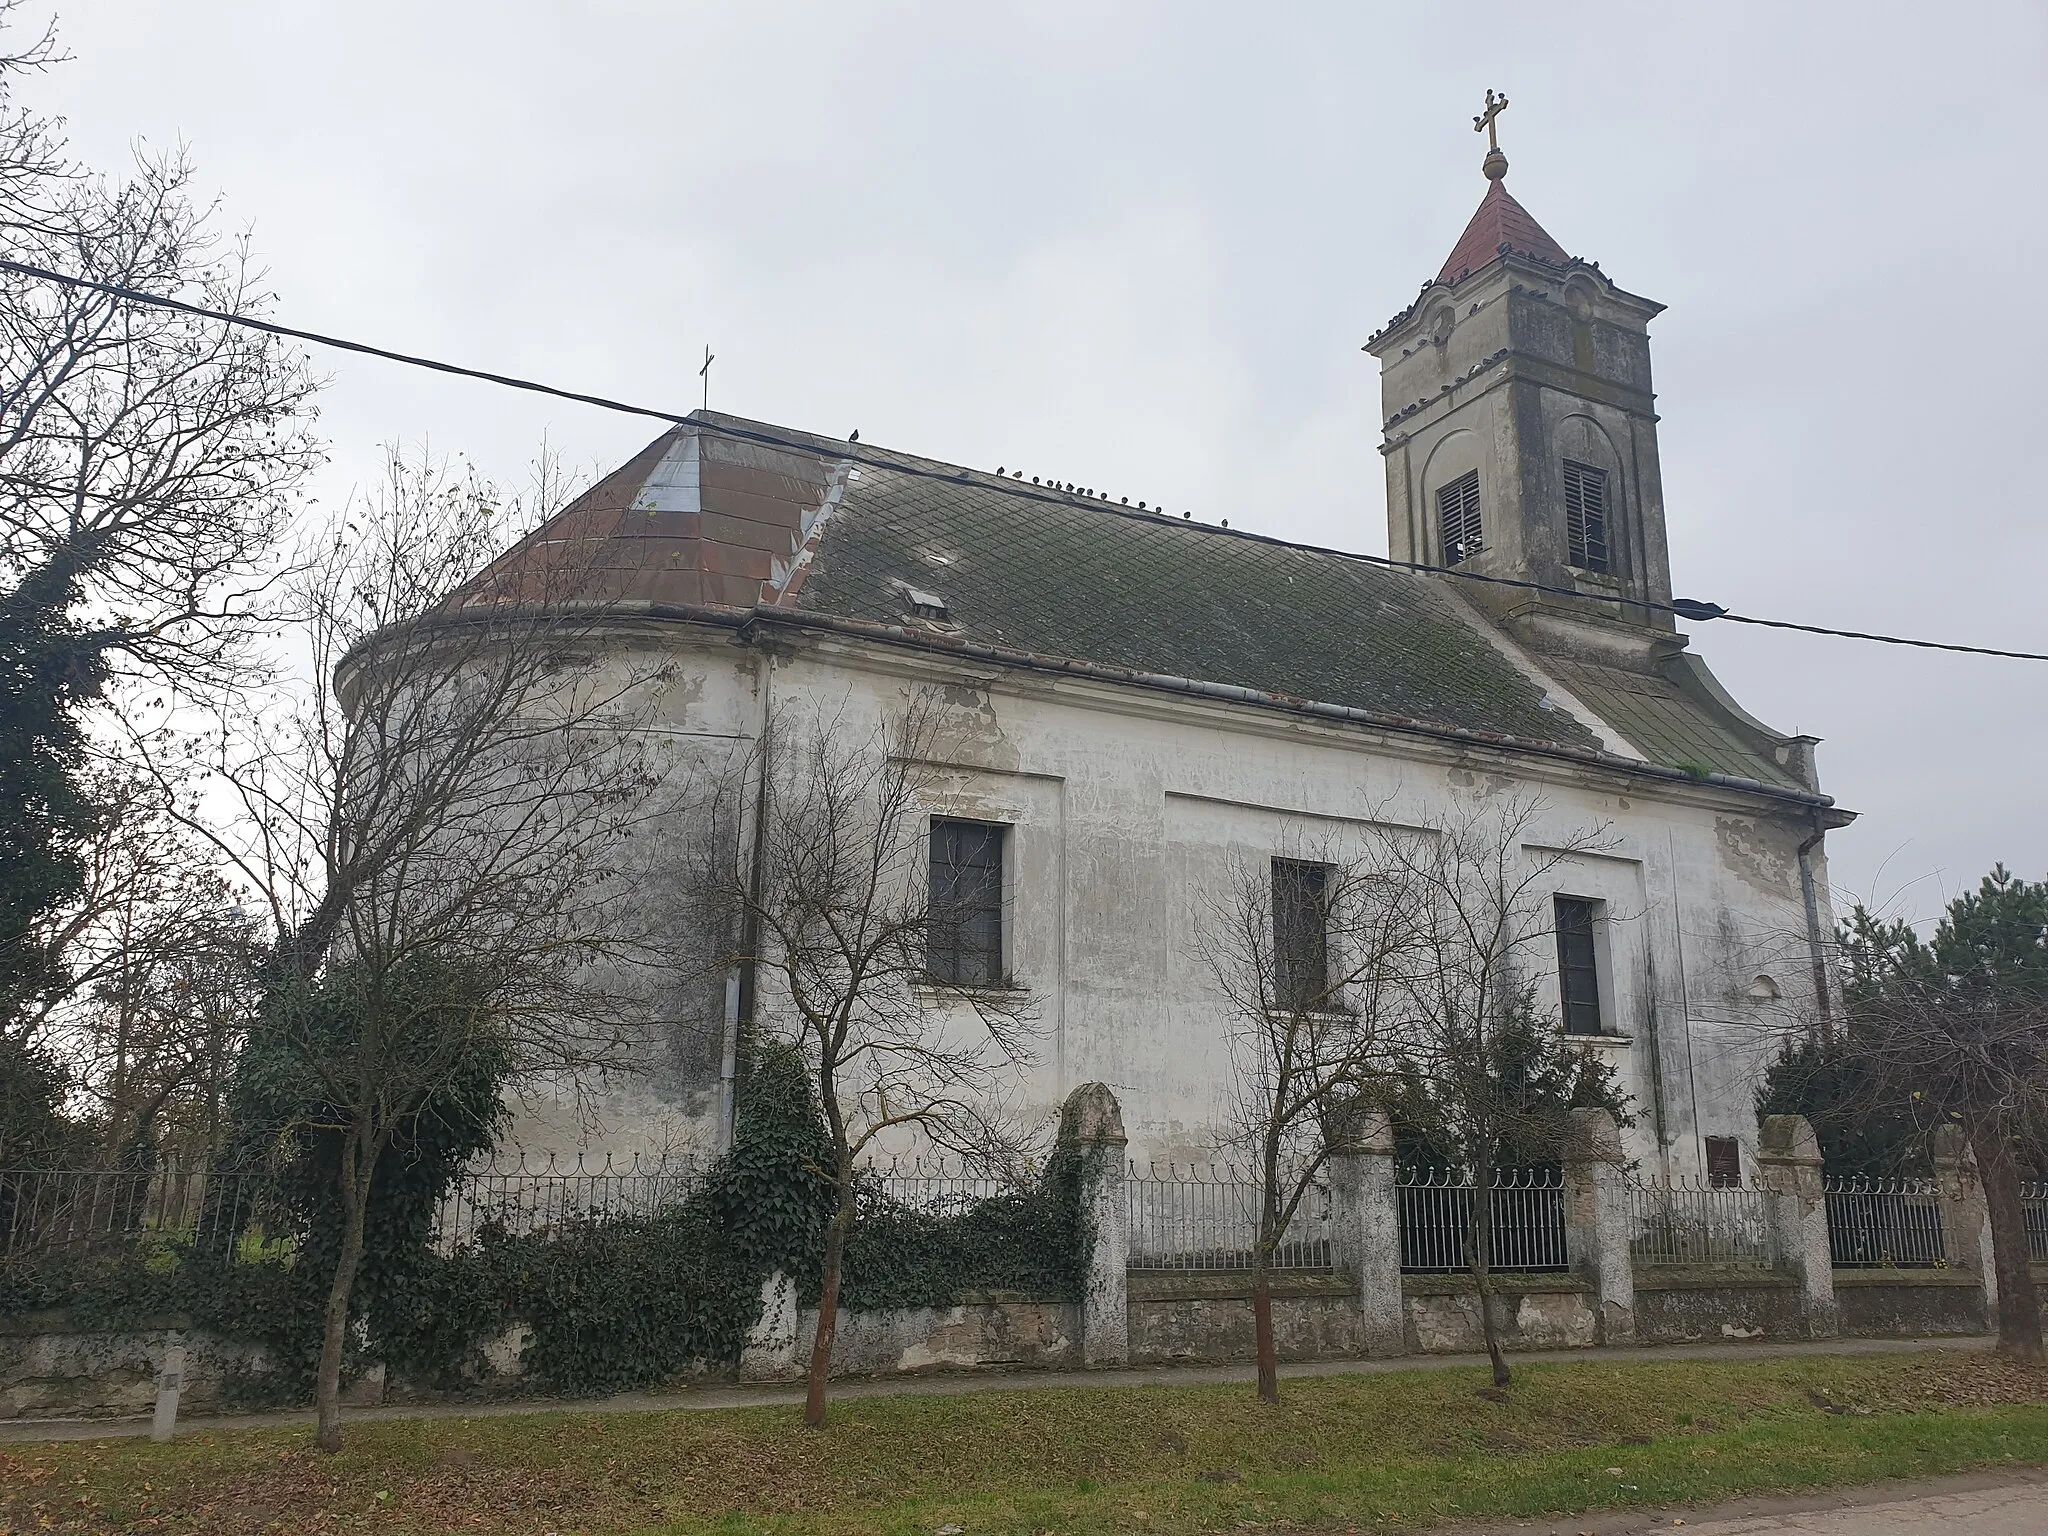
[1436,178,1571,286]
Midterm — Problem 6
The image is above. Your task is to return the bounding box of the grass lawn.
[5,1350,2048,1535]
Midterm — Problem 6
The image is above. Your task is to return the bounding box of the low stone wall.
[1634,1270,1809,1344]
[1,1312,295,1421]
[1127,1272,1364,1364]
[9,1295,1080,1417]
[792,1299,1080,1378]
[1834,1271,1987,1337]
[8,1263,2023,1422]
[1125,1272,1605,1362]
[727,1273,1080,1382]
[1400,1275,1598,1353]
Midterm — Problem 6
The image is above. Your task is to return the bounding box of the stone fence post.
[1758,1114,1839,1338]
[151,1332,185,1442]
[1327,1106,1406,1356]
[1932,1124,1999,1317]
[1563,1108,1635,1345]
[1060,1082,1128,1367]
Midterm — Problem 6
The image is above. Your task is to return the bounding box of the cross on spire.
[1472,89,1511,182]
[1473,89,1508,150]
[698,344,715,412]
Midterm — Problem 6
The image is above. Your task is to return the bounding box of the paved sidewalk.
[1439,1465,2048,1534]
[0,1333,1988,1444]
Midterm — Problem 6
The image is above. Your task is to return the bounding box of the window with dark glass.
[1272,858,1331,1012]
[1562,460,1610,573]
[1553,895,1605,1035]
[1437,470,1483,566]
[1704,1136,1742,1189]
[928,819,1006,987]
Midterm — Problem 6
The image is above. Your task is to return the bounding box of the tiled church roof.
[465,415,1817,798]
[1437,179,1573,286]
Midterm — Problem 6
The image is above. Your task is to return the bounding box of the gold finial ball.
[1483,147,1509,182]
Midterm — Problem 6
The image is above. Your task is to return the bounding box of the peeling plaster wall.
[789,1302,1079,1378]
[498,623,1830,1180]
[489,637,763,1163]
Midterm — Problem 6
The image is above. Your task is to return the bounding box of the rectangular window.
[1272,858,1331,1011]
[1704,1136,1742,1189]
[928,819,1006,987]
[1562,460,1610,573]
[1553,895,1605,1035]
[1436,470,1483,566]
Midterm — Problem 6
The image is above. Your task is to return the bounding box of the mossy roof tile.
[795,461,1600,751]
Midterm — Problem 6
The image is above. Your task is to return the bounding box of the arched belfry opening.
[1365,92,1675,668]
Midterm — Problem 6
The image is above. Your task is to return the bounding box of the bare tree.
[6,776,235,1041]
[1380,796,1629,1389]
[0,5,317,1139]
[0,18,320,696]
[1203,831,1421,1403]
[56,778,258,1164]
[157,450,679,1450]
[694,689,1039,1428]
[1795,878,2048,1359]
[1,766,262,1176]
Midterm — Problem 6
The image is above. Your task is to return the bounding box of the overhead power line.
[6,254,2043,665]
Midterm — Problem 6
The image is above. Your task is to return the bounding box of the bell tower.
[1366,92,1676,665]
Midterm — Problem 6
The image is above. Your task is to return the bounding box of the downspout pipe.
[716,643,775,1151]
[1796,813,1834,1045]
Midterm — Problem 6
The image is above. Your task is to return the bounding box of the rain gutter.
[721,605,1848,816]
[401,597,1851,817]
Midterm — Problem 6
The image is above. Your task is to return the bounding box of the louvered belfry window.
[1437,470,1483,566]
[1562,460,1610,573]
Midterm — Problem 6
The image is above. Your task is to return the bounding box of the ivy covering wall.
[1,1041,1087,1403]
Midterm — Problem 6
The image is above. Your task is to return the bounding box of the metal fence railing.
[2020,1183,2048,1264]
[1125,1163,1331,1272]
[1620,1176,1774,1269]
[869,1156,1015,1216]
[432,1151,703,1250]
[1396,1166,1569,1274]
[1823,1175,1945,1269]
[1,1161,279,1263]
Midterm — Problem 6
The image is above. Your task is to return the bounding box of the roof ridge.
[690,409,1413,568]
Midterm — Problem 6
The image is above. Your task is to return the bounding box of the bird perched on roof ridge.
[848,429,860,443]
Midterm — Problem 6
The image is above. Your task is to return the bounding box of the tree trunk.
[314,1130,373,1453]
[1470,1158,1510,1388]
[803,1187,854,1428]
[1252,1253,1278,1404]
[1970,1123,2043,1360]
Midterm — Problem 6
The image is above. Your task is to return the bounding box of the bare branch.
[682,686,1042,1423]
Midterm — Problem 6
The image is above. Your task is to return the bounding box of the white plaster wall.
[497,620,1828,1184]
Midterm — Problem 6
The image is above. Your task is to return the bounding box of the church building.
[490,125,1852,1182]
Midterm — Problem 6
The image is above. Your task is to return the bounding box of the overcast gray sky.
[33,1,2048,924]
